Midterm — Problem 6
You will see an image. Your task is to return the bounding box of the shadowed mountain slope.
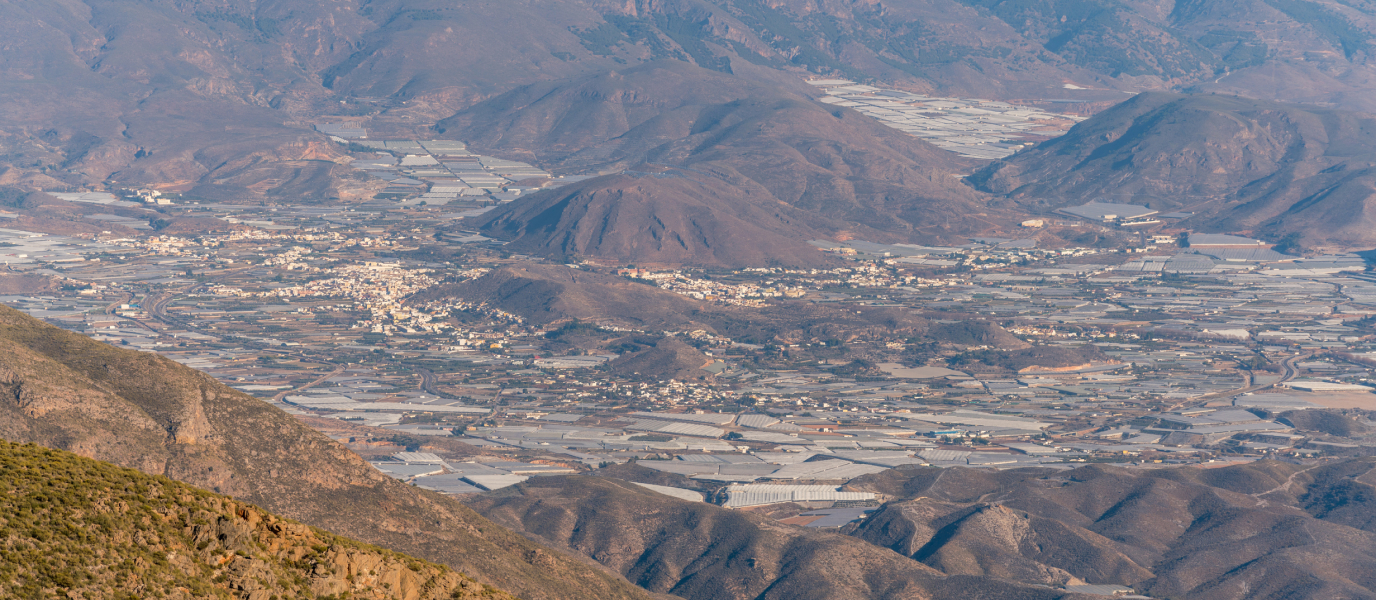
[968,92,1376,249]
[434,62,791,165]
[443,62,1012,265]
[467,475,1088,600]
[0,304,660,600]
[844,461,1376,600]
[0,440,517,600]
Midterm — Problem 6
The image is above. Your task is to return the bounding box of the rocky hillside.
[608,335,717,380]
[0,303,658,600]
[468,475,1080,600]
[480,461,1376,600]
[968,92,1376,249]
[411,263,711,329]
[845,461,1376,600]
[0,439,516,600]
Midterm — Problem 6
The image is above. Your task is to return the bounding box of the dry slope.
[846,461,1376,600]
[0,440,516,600]
[0,303,657,600]
[468,475,1086,600]
[443,62,1013,265]
[968,92,1376,249]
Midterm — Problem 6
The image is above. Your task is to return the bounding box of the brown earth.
[0,303,662,600]
[0,272,59,294]
[473,168,850,268]
[948,345,1109,373]
[446,62,1017,264]
[0,440,517,600]
[609,335,717,380]
[467,474,1088,600]
[845,461,1376,600]
[968,92,1376,250]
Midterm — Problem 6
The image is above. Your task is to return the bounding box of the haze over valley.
[3,1,1376,600]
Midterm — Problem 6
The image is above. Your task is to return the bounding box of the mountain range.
[845,460,1376,600]
[7,0,1376,199]
[470,474,1080,600]
[472,458,1376,600]
[6,2,1376,600]
[440,61,1004,265]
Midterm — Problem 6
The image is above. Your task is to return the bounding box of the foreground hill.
[968,92,1376,249]
[0,440,516,600]
[468,475,1081,600]
[845,462,1376,600]
[447,63,1008,265]
[0,304,658,600]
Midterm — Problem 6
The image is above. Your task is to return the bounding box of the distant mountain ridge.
[10,0,1376,196]
[845,461,1376,600]
[476,459,1376,600]
[443,62,1014,264]
[968,92,1376,249]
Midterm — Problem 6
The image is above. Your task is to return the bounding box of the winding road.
[1196,351,1307,403]
[416,366,458,400]
[273,363,347,403]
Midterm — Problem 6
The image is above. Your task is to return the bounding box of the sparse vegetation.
[0,440,514,600]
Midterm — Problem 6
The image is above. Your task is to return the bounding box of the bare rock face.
[169,388,215,445]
